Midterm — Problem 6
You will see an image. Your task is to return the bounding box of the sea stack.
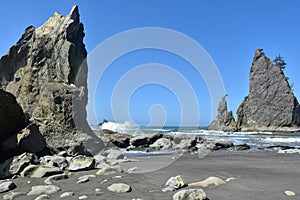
[0,5,103,158]
[236,49,300,131]
[206,95,237,131]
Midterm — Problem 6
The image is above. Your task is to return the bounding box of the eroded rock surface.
[0,5,103,155]
[236,49,300,131]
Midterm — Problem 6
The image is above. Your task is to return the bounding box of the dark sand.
[1,150,300,200]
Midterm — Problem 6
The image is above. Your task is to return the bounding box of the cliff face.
[0,5,103,156]
[236,49,300,131]
[206,95,237,131]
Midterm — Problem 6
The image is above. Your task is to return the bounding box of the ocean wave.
[264,137,300,143]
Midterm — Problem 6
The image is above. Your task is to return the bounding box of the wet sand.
[1,150,300,200]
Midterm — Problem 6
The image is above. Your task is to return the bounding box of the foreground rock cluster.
[207,49,300,132]
[0,5,103,162]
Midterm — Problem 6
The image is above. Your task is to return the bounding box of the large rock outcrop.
[236,49,300,131]
[0,5,103,155]
[206,95,237,131]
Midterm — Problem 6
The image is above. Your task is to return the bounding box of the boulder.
[27,185,60,196]
[101,129,132,148]
[96,163,123,175]
[39,155,68,170]
[68,155,95,171]
[0,90,28,144]
[150,138,173,150]
[162,175,186,192]
[107,183,131,193]
[20,165,62,178]
[8,153,39,176]
[236,49,300,131]
[101,148,125,160]
[0,5,103,155]
[206,95,237,131]
[130,133,163,147]
[173,189,207,200]
[0,181,17,193]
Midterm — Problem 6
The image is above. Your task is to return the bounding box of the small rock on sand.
[162,175,186,192]
[284,191,296,196]
[27,185,60,195]
[173,189,207,200]
[107,183,132,193]
[60,192,75,197]
[188,176,226,188]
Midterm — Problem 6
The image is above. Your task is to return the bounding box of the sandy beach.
[1,150,299,200]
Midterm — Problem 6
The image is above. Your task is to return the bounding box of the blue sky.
[1,1,300,126]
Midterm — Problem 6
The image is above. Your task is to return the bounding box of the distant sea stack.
[207,49,300,132]
[205,95,237,131]
[0,5,103,159]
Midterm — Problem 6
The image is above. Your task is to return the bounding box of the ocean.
[91,121,300,150]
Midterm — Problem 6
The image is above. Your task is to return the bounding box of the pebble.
[60,192,74,197]
[95,188,104,196]
[284,191,296,196]
[78,195,88,199]
[34,194,49,200]
[127,167,140,173]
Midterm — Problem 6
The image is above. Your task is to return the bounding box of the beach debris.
[44,173,68,184]
[27,185,60,195]
[107,183,132,193]
[2,191,24,199]
[68,155,95,172]
[188,176,226,188]
[60,192,75,197]
[232,144,251,151]
[0,180,17,193]
[128,167,140,173]
[173,189,207,200]
[21,165,62,178]
[34,194,50,200]
[96,163,123,175]
[284,191,296,196]
[162,175,187,192]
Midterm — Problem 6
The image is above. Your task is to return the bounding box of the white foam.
[264,137,300,143]
[101,121,144,136]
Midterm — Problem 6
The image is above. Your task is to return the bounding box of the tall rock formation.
[206,95,237,131]
[0,5,103,156]
[236,49,300,131]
